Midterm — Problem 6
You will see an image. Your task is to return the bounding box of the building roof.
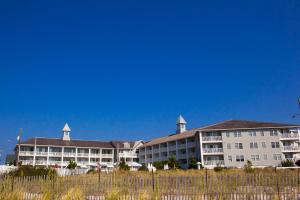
[110,141,136,149]
[20,138,114,148]
[142,119,300,147]
[142,130,197,147]
[200,120,300,131]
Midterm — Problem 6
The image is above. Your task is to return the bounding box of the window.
[227,143,231,149]
[263,154,268,160]
[228,156,232,162]
[249,131,257,137]
[251,155,256,161]
[235,143,243,149]
[273,154,282,161]
[262,142,266,148]
[256,155,260,161]
[236,155,245,162]
[234,131,242,137]
[250,142,258,149]
[251,155,260,161]
[271,142,280,148]
[270,130,278,136]
[226,132,230,137]
[260,131,265,136]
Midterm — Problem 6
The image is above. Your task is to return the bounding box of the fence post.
[152,169,155,193]
[205,168,208,194]
[11,175,14,192]
[275,167,281,200]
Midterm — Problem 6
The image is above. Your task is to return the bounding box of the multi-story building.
[16,124,143,169]
[139,116,300,169]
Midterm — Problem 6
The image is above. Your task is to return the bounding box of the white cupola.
[62,123,71,141]
[176,115,187,134]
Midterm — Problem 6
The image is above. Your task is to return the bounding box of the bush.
[188,157,198,169]
[67,160,77,170]
[138,164,147,171]
[119,158,130,171]
[214,165,225,172]
[87,169,97,174]
[281,159,294,167]
[168,155,179,170]
[9,165,57,177]
[244,160,255,173]
[153,161,168,170]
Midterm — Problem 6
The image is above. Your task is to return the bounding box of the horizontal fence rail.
[1,170,300,199]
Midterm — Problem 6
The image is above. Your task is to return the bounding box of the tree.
[67,160,77,170]
[119,158,130,171]
[168,155,179,169]
[244,160,254,173]
[188,157,198,169]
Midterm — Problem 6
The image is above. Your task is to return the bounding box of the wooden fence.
[1,170,300,199]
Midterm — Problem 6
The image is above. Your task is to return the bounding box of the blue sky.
[0,0,299,163]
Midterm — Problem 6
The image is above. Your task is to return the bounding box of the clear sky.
[0,0,299,163]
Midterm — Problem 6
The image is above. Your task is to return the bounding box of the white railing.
[102,154,113,158]
[168,145,176,151]
[77,153,89,157]
[20,160,34,165]
[35,160,47,165]
[203,148,223,154]
[63,153,76,157]
[204,160,225,166]
[77,161,89,165]
[90,153,100,157]
[281,133,299,139]
[119,152,138,158]
[153,148,160,153]
[19,151,34,156]
[177,153,187,159]
[282,146,300,151]
[48,161,61,165]
[49,152,62,157]
[202,136,222,142]
[36,152,48,156]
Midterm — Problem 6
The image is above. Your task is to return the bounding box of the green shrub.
[119,158,130,171]
[281,159,294,167]
[9,165,57,177]
[138,164,147,171]
[67,160,77,170]
[153,161,168,170]
[213,165,225,172]
[188,157,198,169]
[168,155,179,170]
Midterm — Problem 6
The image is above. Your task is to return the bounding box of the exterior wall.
[138,135,199,169]
[221,129,282,168]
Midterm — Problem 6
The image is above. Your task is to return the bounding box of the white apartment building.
[16,124,143,169]
[139,116,300,169]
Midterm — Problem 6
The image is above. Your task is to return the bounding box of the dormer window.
[123,142,130,148]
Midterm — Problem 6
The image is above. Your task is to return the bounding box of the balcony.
[204,160,225,166]
[177,144,186,149]
[35,160,47,165]
[19,151,34,156]
[168,145,176,151]
[281,133,299,140]
[77,161,89,166]
[187,142,195,148]
[77,153,89,157]
[282,146,300,152]
[153,148,160,153]
[20,160,33,165]
[177,153,187,159]
[63,153,76,157]
[160,147,167,152]
[203,148,224,154]
[102,154,113,158]
[119,152,138,158]
[49,152,62,157]
[90,153,100,158]
[48,161,61,165]
[36,152,48,156]
[202,136,222,142]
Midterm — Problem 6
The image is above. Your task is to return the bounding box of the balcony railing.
[177,144,186,149]
[19,151,34,156]
[35,160,47,165]
[102,154,113,158]
[187,142,195,148]
[168,145,176,151]
[36,152,48,156]
[77,153,89,157]
[282,146,300,152]
[203,148,223,154]
[202,136,222,142]
[90,153,100,157]
[63,153,76,157]
[49,152,62,157]
[281,133,299,140]
[20,160,33,165]
[204,160,225,166]
[48,161,61,165]
[160,147,167,152]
